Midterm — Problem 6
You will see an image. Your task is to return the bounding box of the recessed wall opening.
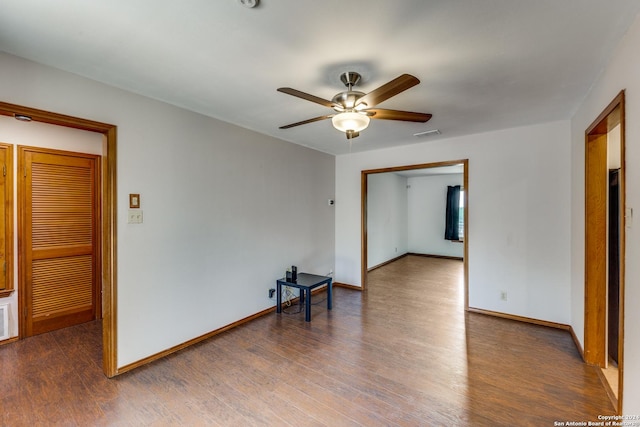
[361,159,469,309]
[584,90,625,413]
[0,101,118,378]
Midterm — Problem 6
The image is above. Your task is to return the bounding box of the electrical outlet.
[127,209,143,224]
[500,291,508,301]
[268,288,275,298]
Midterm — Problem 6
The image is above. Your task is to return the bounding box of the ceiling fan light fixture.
[332,111,370,134]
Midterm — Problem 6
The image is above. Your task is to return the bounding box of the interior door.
[19,147,101,337]
[608,169,620,364]
[584,133,607,366]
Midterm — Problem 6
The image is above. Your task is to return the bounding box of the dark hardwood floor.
[0,255,614,426]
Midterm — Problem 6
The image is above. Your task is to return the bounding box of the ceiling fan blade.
[366,108,432,122]
[356,74,420,108]
[279,115,334,129]
[277,87,336,108]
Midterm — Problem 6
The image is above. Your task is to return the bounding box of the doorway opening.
[584,90,625,412]
[361,159,469,309]
[0,101,118,378]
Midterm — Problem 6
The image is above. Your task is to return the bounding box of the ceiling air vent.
[413,129,441,138]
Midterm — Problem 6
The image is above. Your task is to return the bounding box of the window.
[445,185,463,242]
[458,189,465,241]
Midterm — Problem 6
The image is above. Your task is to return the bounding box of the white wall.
[408,174,464,258]
[0,115,103,338]
[0,52,335,367]
[336,120,572,324]
[367,172,408,268]
[570,13,640,414]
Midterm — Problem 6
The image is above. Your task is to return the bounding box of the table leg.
[276,282,282,313]
[305,288,311,322]
[328,279,332,310]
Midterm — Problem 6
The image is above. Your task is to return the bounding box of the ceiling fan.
[277,72,432,140]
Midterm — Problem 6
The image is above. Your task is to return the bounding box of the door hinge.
[2,164,5,177]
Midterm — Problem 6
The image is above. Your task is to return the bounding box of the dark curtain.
[445,185,461,240]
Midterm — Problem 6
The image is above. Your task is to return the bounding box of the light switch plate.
[128,209,143,224]
[129,193,140,208]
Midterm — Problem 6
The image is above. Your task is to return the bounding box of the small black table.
[276,273,332,322]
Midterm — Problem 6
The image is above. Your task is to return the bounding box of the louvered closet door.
[21,148,100,336]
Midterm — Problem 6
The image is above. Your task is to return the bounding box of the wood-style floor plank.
[0,255,614,426]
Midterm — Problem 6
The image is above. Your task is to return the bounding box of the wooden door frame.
[584,90,625,412]
[0,102,118,378]
[361,159,469,309]
[0,144,14,299]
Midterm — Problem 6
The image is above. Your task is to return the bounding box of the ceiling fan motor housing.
[332,91,366,110]
[333,72,367,110]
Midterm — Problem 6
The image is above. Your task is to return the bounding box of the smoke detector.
[238,0,258,8]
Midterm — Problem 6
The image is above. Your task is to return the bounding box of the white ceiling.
[0,0,638,155]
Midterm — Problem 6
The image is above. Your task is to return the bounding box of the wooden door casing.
[584,132,607,367]
[0,144,13,297]
[19,147,101,337]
